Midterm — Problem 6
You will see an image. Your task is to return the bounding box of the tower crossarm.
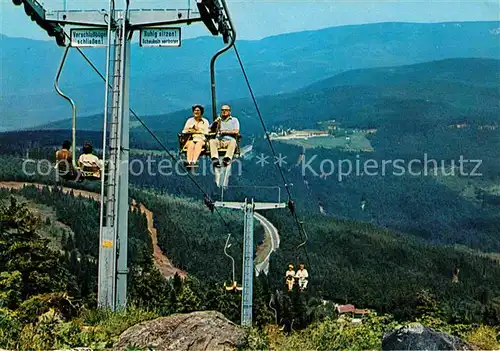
[44,9,202,27]
[254,203,287,210]
[215,202,287,210]
[214,201,246,210]
[45,10,111,27]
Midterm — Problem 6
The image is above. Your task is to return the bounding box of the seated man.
[209,104,239,167]
[78,142,103,177]
[182,104,209,167]
[55,140,78,180]
[295,263,309,291]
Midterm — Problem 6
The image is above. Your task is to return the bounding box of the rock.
[114,310,246,350]
[382,323,477,350]
[0,349,92,351]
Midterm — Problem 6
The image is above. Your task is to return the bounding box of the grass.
[431,168,500,207]
[274,132,373,151]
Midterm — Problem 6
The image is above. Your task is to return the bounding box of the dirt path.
[0,181,186,279]
[132,200,186,279]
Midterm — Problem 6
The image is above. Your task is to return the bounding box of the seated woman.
[182,104,209,167]
[285,264,295,291]
[78,142,103,178]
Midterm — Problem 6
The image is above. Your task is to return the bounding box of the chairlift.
[284,262,309,293]
[53,44,105,182]
[223,234,242,292]
[178,0,241,165]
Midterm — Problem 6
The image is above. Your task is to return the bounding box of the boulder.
[114,310,246,350]
[382,323,477,350]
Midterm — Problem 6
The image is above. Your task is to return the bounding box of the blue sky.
[1,0,499,41]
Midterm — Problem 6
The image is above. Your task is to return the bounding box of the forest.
[1,182,499,349]
[1,133,499,347]
[1,59,499,256]
[0,57,499,348]
[1,129,499,252]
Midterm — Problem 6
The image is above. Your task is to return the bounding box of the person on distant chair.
[285,264,295,291]
[182,104,209,167]
[295,263,309,291]
[55,140,78,180]
[209,104,239,167]
[78,142,103,175]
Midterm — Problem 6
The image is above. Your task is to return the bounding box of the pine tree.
[0,197,77,308]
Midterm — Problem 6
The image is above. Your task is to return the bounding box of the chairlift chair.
[223,234,242,293]
[178,132,241,159]
[54,44,105,182]
[178,0,241,164]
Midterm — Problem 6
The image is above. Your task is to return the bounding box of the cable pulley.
[204,195,215,213]
[287,199,295,215]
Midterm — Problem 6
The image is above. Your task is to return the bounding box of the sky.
[1,0,499,42]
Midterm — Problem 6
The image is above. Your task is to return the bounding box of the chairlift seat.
[224,280,243,292]
[79,161,112,181]
[178,132,241,157]
[54,158,80,181]
[56,169,79,181]
[80,169,101,180]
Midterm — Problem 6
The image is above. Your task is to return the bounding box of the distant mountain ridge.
[301,57,500,91]
[1,21,499,131]
[31,57,500,142]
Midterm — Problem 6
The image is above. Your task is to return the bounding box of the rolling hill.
[2,57,500,255]
[301,57,500,91]
[2,182,500,328]
[1,21,499,130]
[34,57,500,149]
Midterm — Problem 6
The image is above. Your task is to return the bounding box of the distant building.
[353,309,370,317]
[271,129,329,140]
[335,304,355,314]
[335,304,371,323]
[351,309,370,323]
[300,129,329,137]
[478,124,498,131]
